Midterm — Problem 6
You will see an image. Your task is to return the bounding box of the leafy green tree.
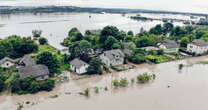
[195,30,207,39]
[112,43,121,49]
[104,36,118,50]
[39,37,48,45]
[3,36,38,58]
[163,22,174,35]
[37,52,60,76]
[32,30,42,38]
[127,31,134,36]
[68,27,80,37]
[19,76,34,91]
[180,37,190,48]
[149,24,163,35]
[87,58,102,75]
[170,26,187,38]
[185,26,194,34]
[39,78,55,91]
[100,26,119,43]
[0,40,13,59]
[29,81,40,94]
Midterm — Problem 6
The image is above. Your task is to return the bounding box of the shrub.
[84,88,89,97]
[39,78,55,91]
[120,78,129,87]
[179,64,184,70]
[104,86,108,91]
[137,73,156,83]
[39,37,48,45]
[113,80,120,88]
[94,87,99,94]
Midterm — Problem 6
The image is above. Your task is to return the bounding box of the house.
[19,55,35,66]
[187,39,208,55]
[157,39,179,53]
[0,57,15,68]
[18,64,50,81]
[70,58,89,74]
[99,49,125,66]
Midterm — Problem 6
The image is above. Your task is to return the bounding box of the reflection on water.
[0,13,184,49]
[0,56,208,110]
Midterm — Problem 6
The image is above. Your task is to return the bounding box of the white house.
[0,57,15,68]
[187,39,208,55]
[99,49,125,66]
[157,39,179,53]
[70,58,89,74]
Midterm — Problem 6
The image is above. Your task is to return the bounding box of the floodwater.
[0,56,208,110]
[0,13,184,49]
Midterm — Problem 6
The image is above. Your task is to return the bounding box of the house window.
[190,46,193,48]
[6,63,9,66]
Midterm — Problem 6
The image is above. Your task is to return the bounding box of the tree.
[2,36,38,58]
[32,30,42,38]
[39,78,55,91]
[100,26,119,43]
[180,37,190,48]
[170,26,187,38]
[37,52,60,76]
[68,27,80,37]
[39,37,48,45]
[87,58,102,75]
[149,24,163,35]
[112,43,121,49]
[163,22,174,35]
[127,31,134,36]
[0,75,5,92]
[104,36,118,50]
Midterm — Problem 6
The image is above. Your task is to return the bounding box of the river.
[0,56,208,110]
[0,12,185,49]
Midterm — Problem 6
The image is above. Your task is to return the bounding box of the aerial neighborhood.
[1,22,208,95]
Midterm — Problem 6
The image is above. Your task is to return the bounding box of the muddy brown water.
[1,56,208,110]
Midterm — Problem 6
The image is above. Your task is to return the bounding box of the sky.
[0,0,208,14]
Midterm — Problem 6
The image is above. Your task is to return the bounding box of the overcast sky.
[0,0,208,14]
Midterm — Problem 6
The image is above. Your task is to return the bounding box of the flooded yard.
[0,56,208,110]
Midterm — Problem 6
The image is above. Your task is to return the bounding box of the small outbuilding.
[70,58,89,74]
[157,39,179,53]
[0,57,15,68]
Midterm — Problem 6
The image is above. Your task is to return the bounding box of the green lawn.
[146,55,173,64]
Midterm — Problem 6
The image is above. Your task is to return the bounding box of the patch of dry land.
[1,56,208,110]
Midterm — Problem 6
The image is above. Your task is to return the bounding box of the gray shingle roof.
[70,58,89,69]
[19,55,35,66]
[102,49,125,60]
[191,39,208,47]
[18,64,49,78]
[159,39,179,49]
[0,57,14,65]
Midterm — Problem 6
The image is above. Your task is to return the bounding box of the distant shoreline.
[0,6,208,17]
